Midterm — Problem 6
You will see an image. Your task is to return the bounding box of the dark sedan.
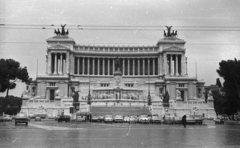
[58,115,71,122]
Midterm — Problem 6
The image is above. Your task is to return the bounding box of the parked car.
[76,115,86,122]
[192,115,204,125]
[58,115,71,122]
[35,116,41,122]
[91,116,99,122]
[15,113,29,125]
[163,116,174,124]
[186,116,196,125]
[29,113,35,119]
[150,115,162,124]
[114,115,124,123]
[3,115,13,122]
[123,116,130,123]
[129,116,137,124]
[104,115,113,123]
[98,115,104,122]
[138,115,150,124]
[214,116,224,125]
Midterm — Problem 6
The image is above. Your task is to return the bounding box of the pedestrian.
[182,113,187,128]
[89,113,92,122]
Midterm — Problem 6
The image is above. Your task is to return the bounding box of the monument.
[20,25,216,119]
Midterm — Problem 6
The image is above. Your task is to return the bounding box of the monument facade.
[21,26,215,118]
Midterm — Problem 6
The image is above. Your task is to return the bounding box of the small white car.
[139,115,150,124]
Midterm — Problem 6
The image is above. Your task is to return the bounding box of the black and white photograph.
[0,0,240,148]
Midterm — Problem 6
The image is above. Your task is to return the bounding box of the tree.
[216,78,222,87]
[212,90,226,115]
[216,58,240,117]
[0,59,31,97]
[0,96,22,115]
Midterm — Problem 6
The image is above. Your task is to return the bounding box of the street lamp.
[147,58,151,106]
[87,64,91,106]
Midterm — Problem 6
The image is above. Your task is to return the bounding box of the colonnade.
[164,54,185,76]
[46,52,68,74]
[74,57,159,76]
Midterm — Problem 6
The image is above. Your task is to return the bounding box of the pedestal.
[55,96,62,107]
[22,96,30,106]
[176,99,183,108]
[207,97,214,108]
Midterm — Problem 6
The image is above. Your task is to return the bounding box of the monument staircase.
[90,106,151,116]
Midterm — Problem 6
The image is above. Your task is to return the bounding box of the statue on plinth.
[115,56,121,72]
[55,89,60,97]
[207,90,214,101]
[72,91,79,102]
[163,91,169,103]
[176,89,182,100]
[21,85,30,98]
[61,24,66,35]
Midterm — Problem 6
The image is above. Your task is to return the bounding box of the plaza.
[0,120,240,148]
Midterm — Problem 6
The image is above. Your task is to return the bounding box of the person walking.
[182,114,187,128]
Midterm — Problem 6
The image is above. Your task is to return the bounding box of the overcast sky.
[0,0,240,97]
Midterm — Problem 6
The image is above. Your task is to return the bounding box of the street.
[0,120,240,148]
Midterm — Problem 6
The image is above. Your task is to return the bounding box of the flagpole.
[195,60,197,79]
[36,59,38,78]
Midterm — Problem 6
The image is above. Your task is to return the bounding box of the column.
[169,55,172,75]
[76,57,79,74]
[88,58,90,75]
[108,58,110,75]
[48,52,52,74]
[78,57,80,74]
[182,54,185,75]
[66,53,69,74]
[113,58,115,73]
[148,58,150,75]
[93,58,95,75]
[63,59,65,75]
[48,53,52,74]
[172,55,175,75]
[54,53,57,74]
[103,58,105,75]
[176,55,179,75]
[143,58,145,75]
[128,58,130,75]
[133,58,135,75]
[82,57,85,75]
[153,58,155,75]
[98,58,100,75]
[60,53,63,74]
[123,59,125,75]
[164,54,168,75]
[158,55,162,75]
[138,58,140,75]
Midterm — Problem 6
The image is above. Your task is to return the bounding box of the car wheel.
[26,123,28,125]
[15,122,17,125]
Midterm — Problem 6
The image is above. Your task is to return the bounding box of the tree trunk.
[6,87,9,98]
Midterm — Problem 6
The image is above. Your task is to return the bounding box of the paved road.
[0,120,240,148]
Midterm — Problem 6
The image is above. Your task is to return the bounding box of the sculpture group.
[164,26,178,37]
[54,24,69,36]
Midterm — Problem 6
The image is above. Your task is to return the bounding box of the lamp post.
[147,58,151,106]
[87,63,91,106]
